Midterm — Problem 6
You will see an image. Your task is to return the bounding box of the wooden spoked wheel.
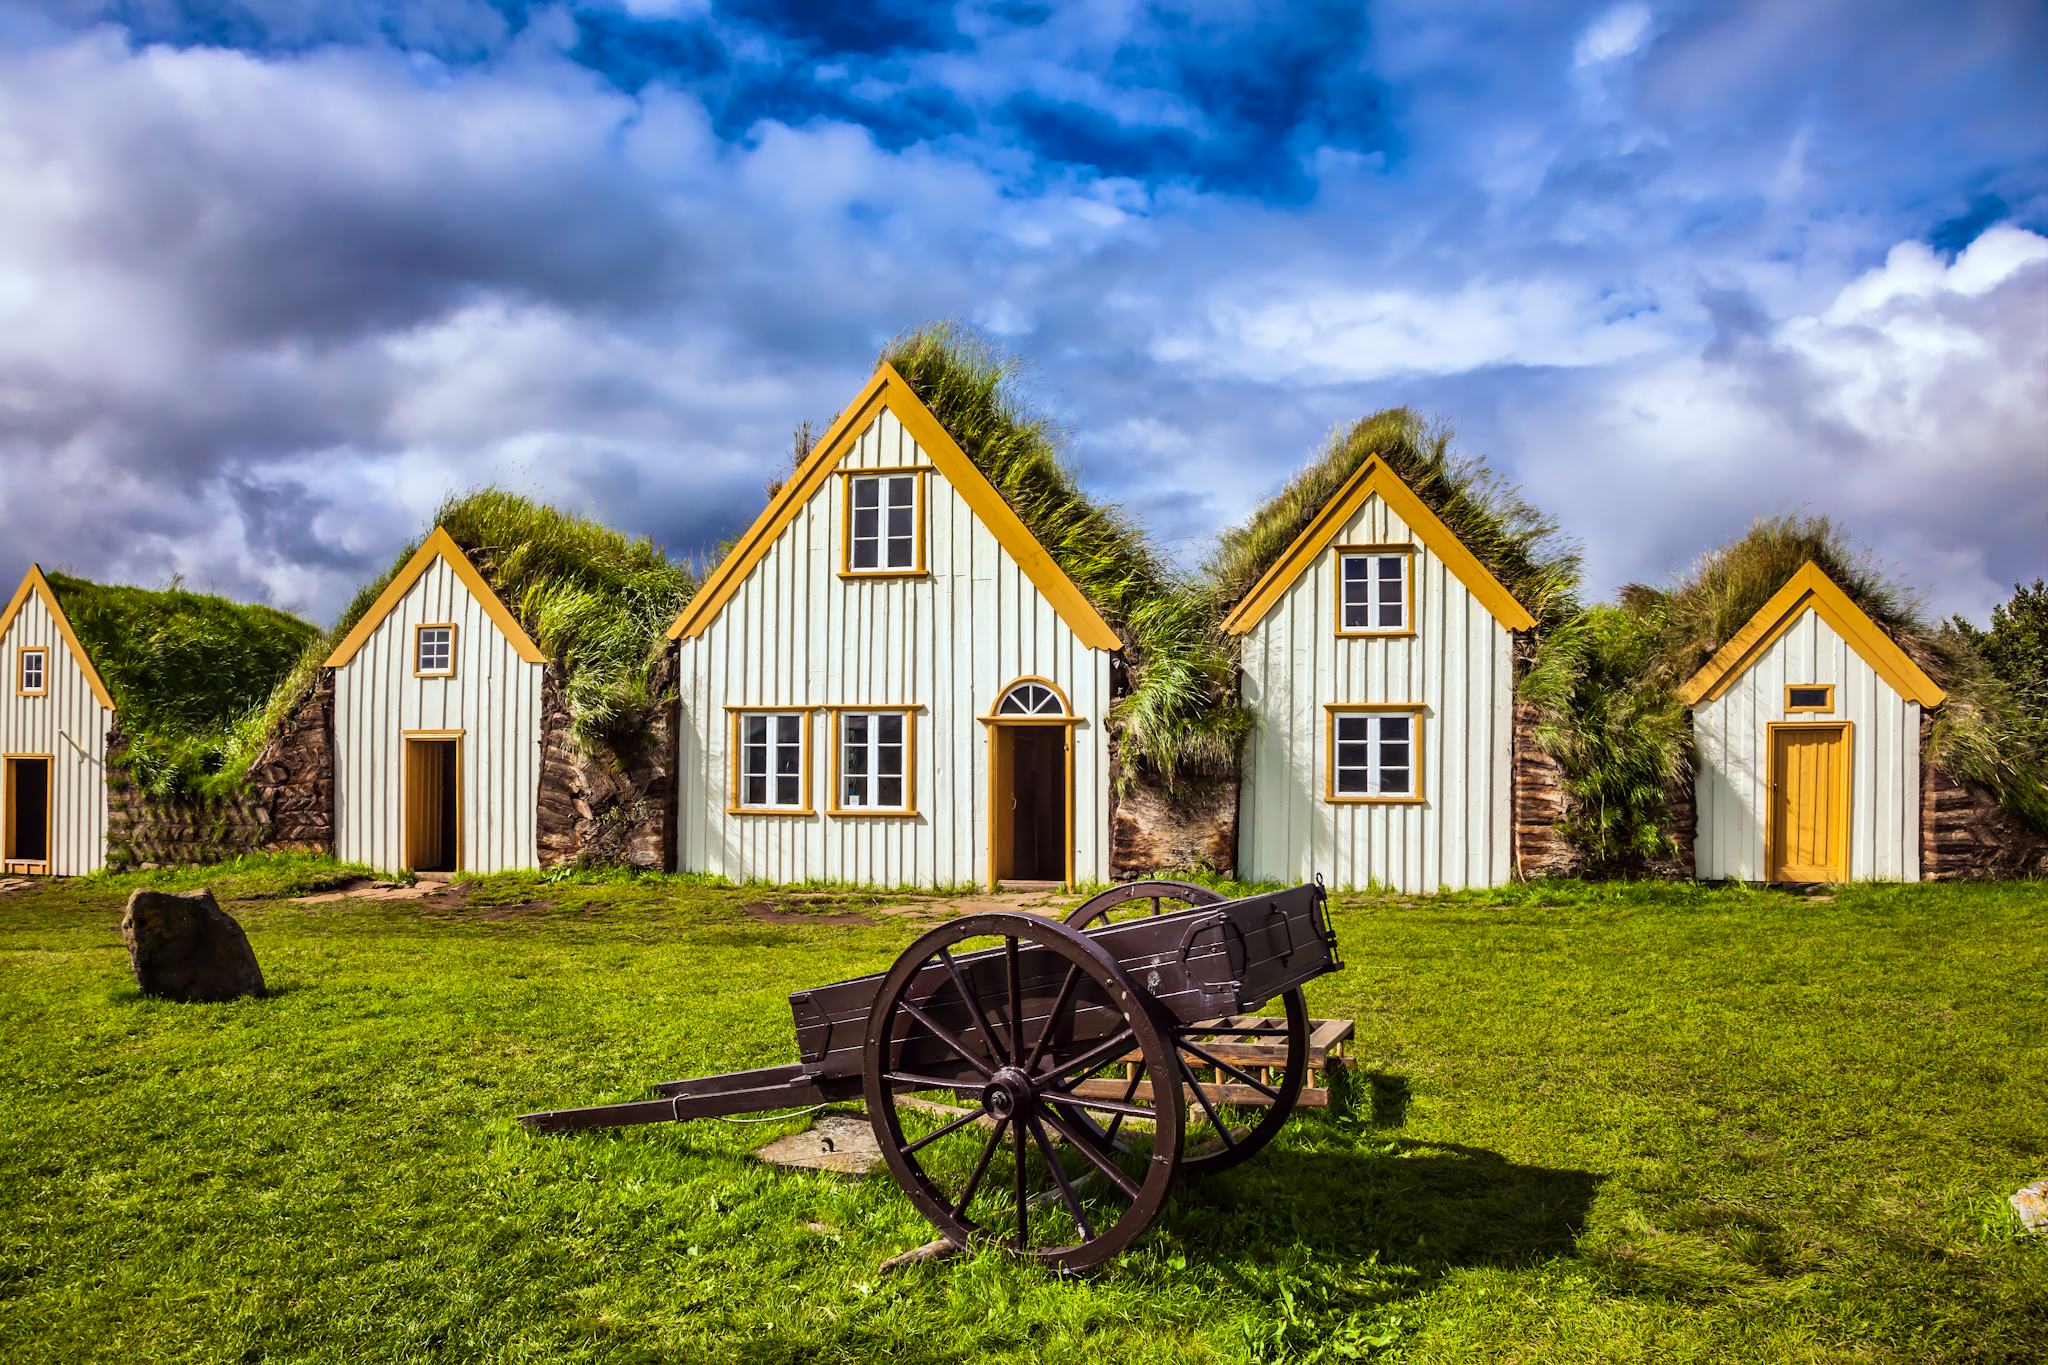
[863,912,1184,1271]
[1065,880,1310,1177]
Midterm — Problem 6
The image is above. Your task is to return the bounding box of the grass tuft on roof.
[47,573,320,799]
[883,323,1249,786]
[228,490,696,799]
[1204,407,1583,634]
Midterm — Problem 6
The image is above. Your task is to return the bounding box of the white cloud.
[1575,4,1654,67]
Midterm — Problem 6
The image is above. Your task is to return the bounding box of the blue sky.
[1,0,2042,624]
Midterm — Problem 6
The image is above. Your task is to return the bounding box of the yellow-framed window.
[830,709,916,815]
[16,648,47,696]
[1784,683,1835,713]
[413,623,457,677]
[730,709,813,813]
[1326,705,1425,802]
[1335,548,1414,635]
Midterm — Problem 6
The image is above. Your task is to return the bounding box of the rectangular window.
[414,624,455,677]
[1337,551,1411,634]
[1328,708,1422,801]
[734,711,810,812]
[846,472,920,573]
[17,648,46,695]
[1785,684,1835,713]
[834,710,913,814]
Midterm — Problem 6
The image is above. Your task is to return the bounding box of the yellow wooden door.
[1770,725,1849,882]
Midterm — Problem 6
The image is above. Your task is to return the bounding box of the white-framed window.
[834,710,913,813]
[734,710,810,812]
[17,648,46,695]
[846,472,920,573]
[1328,708,1421,801]
[997,681,1066,716]
[1337,551,1411,634]
[414,624,455,677]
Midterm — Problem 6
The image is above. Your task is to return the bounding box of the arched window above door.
[996,679,1068,717]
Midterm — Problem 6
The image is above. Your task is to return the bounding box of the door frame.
[1765,721,1854,883]
[401,729,464,873]
[2,752,54,875]
[979,679,1078,891]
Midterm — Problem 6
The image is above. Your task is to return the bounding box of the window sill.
[726,805,817,817]
[1323,794,1427,805]
[837,569,929,581]
[1333,628,1417,639]
[827,806,921,819]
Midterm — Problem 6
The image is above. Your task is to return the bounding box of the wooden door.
[1769,725,1849,882]
[4,756,50,871]
[989,727,1015,881]
[405,739,453,872]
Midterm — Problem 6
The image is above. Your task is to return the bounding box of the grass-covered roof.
[882,323,1247,786]
[212,490,696,801]
[47,572,320,798]
[1204,407,1582,633]
[1523,514,2048,870]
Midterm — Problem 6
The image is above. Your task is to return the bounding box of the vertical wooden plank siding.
[1693,609,1921,881]
[0,595,112,874]
[675,406,1113,887]
[1237,494,1516,892]
[332,558,542,873]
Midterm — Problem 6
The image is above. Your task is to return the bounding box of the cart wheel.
[1066,882,1309,1177]
[864,912,1184,1271]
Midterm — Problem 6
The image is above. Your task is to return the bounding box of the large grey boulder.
[120,888,265,1002]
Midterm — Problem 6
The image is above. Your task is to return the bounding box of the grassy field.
[0,860,2042,1362]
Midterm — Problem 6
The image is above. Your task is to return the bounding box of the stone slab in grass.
[754,1113,882,1176]
[2014,1179,2048,1234]
[121,887,265,1002]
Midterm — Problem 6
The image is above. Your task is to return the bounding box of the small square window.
[1329,709,1422,800]
[17,648,47,695]
[1337,551,1411,634]
[734,711,811,811]
[846,473,921,574]
[415,625,455,677]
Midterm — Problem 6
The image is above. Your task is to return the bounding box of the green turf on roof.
[882,323,1248,787]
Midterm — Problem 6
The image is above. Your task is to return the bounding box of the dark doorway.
[4,756,50,868]
[404,738,460,872]
[993,726,1067,883]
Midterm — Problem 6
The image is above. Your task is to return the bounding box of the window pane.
[1336,768,1368,794]
[1380,716,1409,742]
[1337,742,1370,769]
[1378,603,1403,628]
[1343,603,1370,629]
[776,714,801,744]
[745,715,767,745]
[845,714,868,745]
[853,507,879,540]
[776,745,801,776]
[1336,716,1368,743]
[1379,768,1410,794]
[853,539,878,569]
[1378,556,1402,580]
[853,478,878,509]
[844,742,867,776]
[878,714,902,745]
[1788,686,1829,708]
[776,775,800,805]
[1379,742,1409,768]
[887,475,915,508]
[886,504,913,537]
[843,778,865,807]
[1343,556,1369,582]
[879,777,903,807]
[886,535,914,568]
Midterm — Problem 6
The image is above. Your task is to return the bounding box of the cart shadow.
[1161,1097,1602,1304]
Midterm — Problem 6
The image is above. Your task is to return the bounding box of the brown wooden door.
[404,739,458,872]
[1770,725,1849,882]
[4,756,50,869]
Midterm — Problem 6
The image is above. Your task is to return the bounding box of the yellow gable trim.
[1219,456,1537,635]
[0,566,116,711]
[1678,561,1945,708]
[324,527,545,668]
[668,362,1122,652]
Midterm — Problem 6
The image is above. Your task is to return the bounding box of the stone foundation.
[1921,715,2048,879]
[536,654,675,871]
[248,669,334,853]
[1106,738,1238,881]
[1511,699,1575,879]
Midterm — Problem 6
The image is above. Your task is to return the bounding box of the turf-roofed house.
[324,528,549,874]
[1212,412,1576,892]
[1680,562,1946,883]
[669,352,1133,889]
[0,565,317,875]
[307,495,694,876]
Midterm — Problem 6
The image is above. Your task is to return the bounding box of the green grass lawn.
[1,860,2042,1362]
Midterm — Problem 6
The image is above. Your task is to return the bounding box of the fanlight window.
[997,681,1065,716]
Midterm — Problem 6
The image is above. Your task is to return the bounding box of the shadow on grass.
[1162,1104,1602,1310]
